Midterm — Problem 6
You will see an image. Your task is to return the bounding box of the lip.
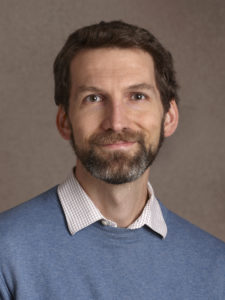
[100,141,136,150]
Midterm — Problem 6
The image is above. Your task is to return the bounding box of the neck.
[75,160,150,228]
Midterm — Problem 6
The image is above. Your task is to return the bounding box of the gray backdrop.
[0,0,224,241]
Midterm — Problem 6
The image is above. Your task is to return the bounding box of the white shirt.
[57,170,167,238]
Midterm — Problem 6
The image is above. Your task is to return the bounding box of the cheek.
[70,114,99,146]
[141,116,163,147]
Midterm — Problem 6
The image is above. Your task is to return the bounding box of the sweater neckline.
[92,221,158,241]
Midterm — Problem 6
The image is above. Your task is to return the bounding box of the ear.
[164,100,179,137]
[56,105,71,140]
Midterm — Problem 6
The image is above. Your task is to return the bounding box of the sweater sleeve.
[0,274,12,300]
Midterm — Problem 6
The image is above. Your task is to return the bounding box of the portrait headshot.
[0,1,225,299]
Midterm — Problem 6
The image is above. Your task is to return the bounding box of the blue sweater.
[0,186,224,299]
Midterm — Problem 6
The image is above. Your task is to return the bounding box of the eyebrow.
[77,86,103,94]
[126,83,156,94]
[76,83,157,95]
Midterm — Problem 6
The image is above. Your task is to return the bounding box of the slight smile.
[100,142,136,150]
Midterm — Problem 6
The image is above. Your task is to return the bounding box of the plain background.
[0,0,224,241]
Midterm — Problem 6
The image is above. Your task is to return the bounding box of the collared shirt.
[57,170,167,238]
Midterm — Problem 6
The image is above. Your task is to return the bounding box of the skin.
[57,48,179,227]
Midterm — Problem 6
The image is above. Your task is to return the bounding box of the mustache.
[89,130,144,145]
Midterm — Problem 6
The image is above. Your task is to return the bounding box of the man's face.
[67,48,165,184]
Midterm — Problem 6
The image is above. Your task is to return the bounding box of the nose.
[101,100,130,132]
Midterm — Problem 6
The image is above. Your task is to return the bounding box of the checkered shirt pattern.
[58,171,167,238]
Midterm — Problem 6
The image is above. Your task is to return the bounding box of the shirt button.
[101,220,108,226]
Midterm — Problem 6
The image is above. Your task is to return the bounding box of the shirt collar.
[58,170,167,238]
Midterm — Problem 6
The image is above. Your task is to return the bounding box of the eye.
[131,93,147,101]
[85,94,103,103]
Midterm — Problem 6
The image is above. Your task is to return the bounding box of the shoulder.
[159,200,225,254]
[0,186,59,222]
[0,186,63,244]
[157,201,225,298]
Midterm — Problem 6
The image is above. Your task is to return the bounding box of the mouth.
[99,141,136,150]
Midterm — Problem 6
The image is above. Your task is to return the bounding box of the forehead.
[69,48,157,88]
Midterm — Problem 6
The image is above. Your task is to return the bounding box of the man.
[0,21,224,299]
